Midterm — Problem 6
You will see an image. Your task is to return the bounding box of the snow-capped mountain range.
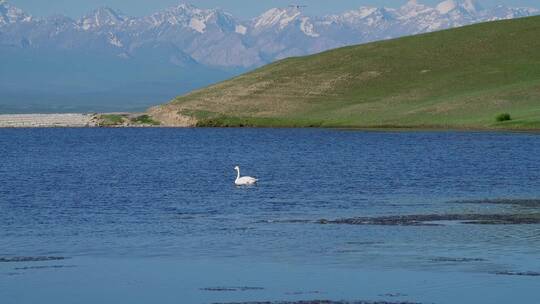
[1,0,538,68]
[0,0,539,112]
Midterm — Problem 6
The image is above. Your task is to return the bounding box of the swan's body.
[234,166,258,186]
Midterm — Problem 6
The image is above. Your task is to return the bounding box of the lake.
[1,128,540,304]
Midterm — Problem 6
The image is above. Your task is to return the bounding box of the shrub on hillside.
[496,113,512,122]
[131,115,160,125]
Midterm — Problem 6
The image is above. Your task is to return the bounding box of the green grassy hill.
[150,16,540,129]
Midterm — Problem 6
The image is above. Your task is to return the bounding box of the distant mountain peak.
[78,7,127,30]
[0,0,30,25]
[0,0,539,69]
[145,3,238,34]
[462,0,483,13]
[349,7,379,19]
[403,0,424,8]
[436,0,483,15]
[166,2,204,15]
[400,0,433,19]
[253,7,303,30]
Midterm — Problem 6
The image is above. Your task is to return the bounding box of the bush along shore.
[96,113,161,127]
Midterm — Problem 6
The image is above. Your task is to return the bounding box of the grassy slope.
[156,16,540,129]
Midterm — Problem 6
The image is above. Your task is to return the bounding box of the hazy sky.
[10,0,540,19]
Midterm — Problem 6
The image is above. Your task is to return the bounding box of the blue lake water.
[1,128,540,304]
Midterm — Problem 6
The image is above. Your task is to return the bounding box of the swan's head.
[234,166,240,171]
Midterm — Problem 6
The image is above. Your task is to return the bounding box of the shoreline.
[0,113,98,128]
[0,113,539,133]
[0,113,151,128]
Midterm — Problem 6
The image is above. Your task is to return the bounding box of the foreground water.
[1,128,540,304]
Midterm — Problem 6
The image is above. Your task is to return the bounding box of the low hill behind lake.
[151,16,540,129]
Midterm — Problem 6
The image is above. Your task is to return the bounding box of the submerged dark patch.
[314,213,540,226]
[285,291,324,296]
[212,300,422,304]
[378,294,408,298]
[14,265,76,270]
[0,256,67,263]
[451,199,540,208]
[429,257,486,263]
[201,286,265,292]
[345,241,385,246]
[492,271,540,277]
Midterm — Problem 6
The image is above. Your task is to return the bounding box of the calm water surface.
[1,128,540,304]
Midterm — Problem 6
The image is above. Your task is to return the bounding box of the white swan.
[234,166,258,186]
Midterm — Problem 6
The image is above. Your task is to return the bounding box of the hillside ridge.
[151,16,540,130]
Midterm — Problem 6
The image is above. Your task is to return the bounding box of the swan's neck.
[236,169,240,181]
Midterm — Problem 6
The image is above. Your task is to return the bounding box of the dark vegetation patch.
[495,113,512,122]
[0,256,67,263]
[98,114,126,126]
[130,114,160,125]
[492,271,540,277]
[195,115,324,128]
[98,113,161,126]
[201,287,265,292]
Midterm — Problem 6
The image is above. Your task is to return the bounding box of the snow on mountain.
[437,0,458,14]
[300,17,319,37]
[253,8,302,30]
[331,7,396,27]
[484,5,539,20]
[462,0,483,14]
[436,0,482,15]
[0,0,31,26]
[78,7,128,30]
[235,24,247,35]
[250,7,321,37]
[400,0,433,19]
[107,32,123,47]
[140,3,239,34]
[144,3,203,27]
[1,0,539,68]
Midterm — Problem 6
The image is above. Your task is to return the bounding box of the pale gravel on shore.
[0,114,97,128]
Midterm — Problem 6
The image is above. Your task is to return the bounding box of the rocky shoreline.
[0,114,98,128]
[0,113,161,128]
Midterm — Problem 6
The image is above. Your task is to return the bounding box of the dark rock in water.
[492,271,540,277]
[201,286,265,292]
[452,199,540,208]
[429,257,486,263]
[212,301,422,304]
[378,293,408,298]
[336,249,364,253]
[345,241,384,246]
[14,265,76,270]
[285,291,324,295]
[0,256,67,263]
[314,213,540,226]
[272,213,540,226]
